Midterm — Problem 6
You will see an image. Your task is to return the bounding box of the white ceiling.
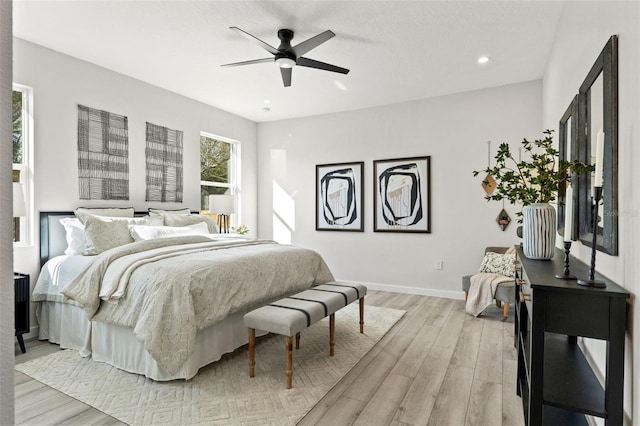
[13,0,565,123]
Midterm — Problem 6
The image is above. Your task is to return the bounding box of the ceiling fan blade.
[290,30,335,57]
[280,67,292,87]
[230,26,279,55]
[296,57,350,74]
[221,58,273,67]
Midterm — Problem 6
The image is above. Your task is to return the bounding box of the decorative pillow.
[129,222,209,241]
[82,215,153,255]
[148,208,191,215]
[75,207,134,223]
[163,214,219,233]
[478,252,516,277]
[59,217,86,255]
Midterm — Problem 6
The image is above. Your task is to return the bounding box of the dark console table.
[514,247,629,425]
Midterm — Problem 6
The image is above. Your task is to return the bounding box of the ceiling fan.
[221,27,350,87]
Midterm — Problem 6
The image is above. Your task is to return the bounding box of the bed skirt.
[36,301,266,381]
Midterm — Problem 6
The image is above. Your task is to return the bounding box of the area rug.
[16,304,404,425]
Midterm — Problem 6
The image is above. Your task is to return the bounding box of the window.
[12,84,33,245]
[200,133,239,221]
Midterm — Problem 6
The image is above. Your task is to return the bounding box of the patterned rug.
[16,305,404,425]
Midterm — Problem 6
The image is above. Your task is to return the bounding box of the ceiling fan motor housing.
[277,29,294,47]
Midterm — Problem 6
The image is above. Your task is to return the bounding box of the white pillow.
[82,215,155,255]
[59,217,86,255]
[478,252,516,277]
[129,222,209,241]
[163,214,219,233]
[144,214,165,226]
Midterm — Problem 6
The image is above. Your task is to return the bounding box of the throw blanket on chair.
[465,272,513,317]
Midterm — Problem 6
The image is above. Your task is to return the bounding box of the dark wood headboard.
[40,211,76,267]
[39,211,152,267]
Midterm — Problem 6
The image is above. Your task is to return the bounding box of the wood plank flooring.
[14,291,524,426]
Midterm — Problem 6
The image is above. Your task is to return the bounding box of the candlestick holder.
[555,241,576,279]
[578,186,606,288]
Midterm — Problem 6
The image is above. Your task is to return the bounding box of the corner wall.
[257,80,542,297]
[542,2,639,423]
[0,1,14,422]
[12,39,258,335]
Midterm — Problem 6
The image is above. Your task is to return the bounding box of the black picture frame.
[577,35,618,255]
[557,94,579,240]
[316,162,364,232]
[373,156,431,233]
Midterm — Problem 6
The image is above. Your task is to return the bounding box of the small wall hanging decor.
[77,105,129,200]
[373,156,431,233]
[145,122,184,203]
[496,201,511,231]
[482,141,496,195]
[316,162,364,231]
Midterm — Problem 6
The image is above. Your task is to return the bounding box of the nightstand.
[14,273,30,353]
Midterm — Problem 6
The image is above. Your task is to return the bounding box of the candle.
[594,129,605,187]
[564,185,574,242]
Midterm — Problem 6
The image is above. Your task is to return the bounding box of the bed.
[34,211,334,381]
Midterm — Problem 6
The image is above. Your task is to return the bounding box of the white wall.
[12,39,258,335]
[542,2,640,424]
[257,80,542,297]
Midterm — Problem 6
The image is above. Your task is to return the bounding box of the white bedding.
[33,254,94,304]
[34,235,334,377]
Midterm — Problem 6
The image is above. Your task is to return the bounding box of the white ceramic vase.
[522,203,556,260]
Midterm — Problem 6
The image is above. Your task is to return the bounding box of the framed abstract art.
[374,156,431,233]
[316,162,364,232]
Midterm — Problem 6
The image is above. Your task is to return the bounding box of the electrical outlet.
[435,260,443,270]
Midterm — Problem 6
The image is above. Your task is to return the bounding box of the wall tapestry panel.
[145,122,184,203]
[77,105,129,200]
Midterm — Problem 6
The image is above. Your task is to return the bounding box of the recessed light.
[478,56,490,64]
[263,99,272,104]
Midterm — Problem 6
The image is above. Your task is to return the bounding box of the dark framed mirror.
[557,95,579,240]
[577,35,618,255]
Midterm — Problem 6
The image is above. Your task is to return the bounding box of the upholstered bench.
[243,281,367,389]
[462,246,516,320]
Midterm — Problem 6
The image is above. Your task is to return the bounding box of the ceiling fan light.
[275,57,296,68]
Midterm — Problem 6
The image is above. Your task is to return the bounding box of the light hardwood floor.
[14,291,525,426]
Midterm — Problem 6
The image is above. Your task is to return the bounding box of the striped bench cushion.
[243,281,367,336]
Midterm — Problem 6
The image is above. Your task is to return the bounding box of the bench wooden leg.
[359,297,365,333]
[503,302,510,320]
[286,336,293,389]
[464,291,468,301]
[248,328,255,378]
[496,300,502,308]
[295,332,300,349]
[329,313,335,357]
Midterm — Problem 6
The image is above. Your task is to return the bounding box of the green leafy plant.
[233,224,249,235]
[473,130,593,208]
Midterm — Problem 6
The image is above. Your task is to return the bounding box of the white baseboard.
[337,279,465,300]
